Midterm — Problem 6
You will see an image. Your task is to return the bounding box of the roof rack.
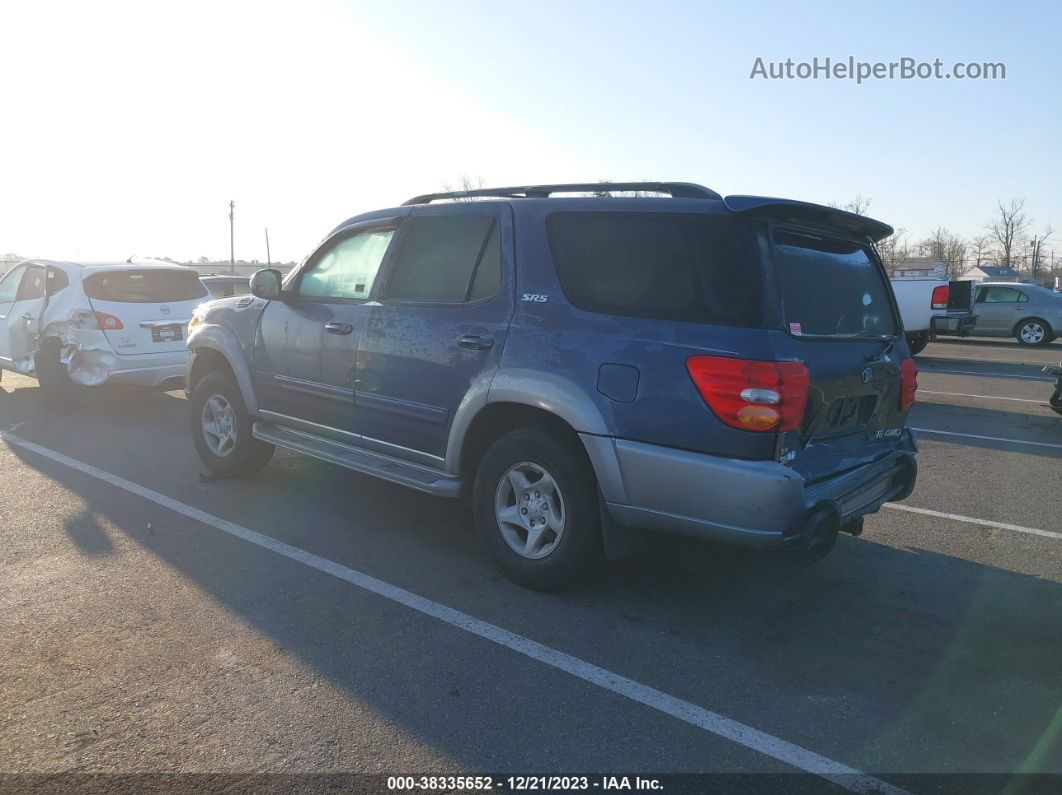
[402,182,721,206]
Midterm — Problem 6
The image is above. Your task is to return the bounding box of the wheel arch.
[187,324,259,415]
[452,371,624,503]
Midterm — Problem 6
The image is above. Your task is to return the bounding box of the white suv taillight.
[68,309,124,330]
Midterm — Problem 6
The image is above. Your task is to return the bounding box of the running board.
[252,422,464,498]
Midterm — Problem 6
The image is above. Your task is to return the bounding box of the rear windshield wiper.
[864,334,897,362]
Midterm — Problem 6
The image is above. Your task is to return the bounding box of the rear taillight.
[931,285,949,310]
[900,357,918,411]
[95,311,124,330]
[686,356,809,433]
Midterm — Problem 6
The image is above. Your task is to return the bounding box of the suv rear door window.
[546,213,761,326]
[384,215,500,302]
[772,229,897,337]
[83,270,208,303]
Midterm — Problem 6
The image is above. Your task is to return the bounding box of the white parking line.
[911,427,1062,450]
[883,504,1062,541]
[0,432,906,795]
[920,368,1052,381]
[917,389,1045,405]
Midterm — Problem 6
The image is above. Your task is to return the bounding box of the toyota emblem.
[160,305,171,315]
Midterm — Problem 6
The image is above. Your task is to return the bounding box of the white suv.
[0,260,208,405]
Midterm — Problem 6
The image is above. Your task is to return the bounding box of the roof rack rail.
[402,182,721,206]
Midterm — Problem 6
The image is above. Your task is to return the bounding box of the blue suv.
[186,182,919,589]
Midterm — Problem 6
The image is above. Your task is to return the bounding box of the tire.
[190,371,274,477]
[472,428,602,590]
[35,338,80,410]
[1015,318,1054,347]
[905,332,929,356]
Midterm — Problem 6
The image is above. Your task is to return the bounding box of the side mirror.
[250,268,283,300]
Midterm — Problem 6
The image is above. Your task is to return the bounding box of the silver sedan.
[971,282,1062,346]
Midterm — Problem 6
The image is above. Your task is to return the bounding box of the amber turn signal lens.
[736,405,781,430]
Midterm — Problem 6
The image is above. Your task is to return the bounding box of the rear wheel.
[905,332,929,355]
[190,371,274,477]
[473,428,602,590]
[1015,318,1053,346]
[35,338,80,410]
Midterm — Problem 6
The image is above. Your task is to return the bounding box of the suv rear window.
[772,229,897,337]
[546,213,762,326]
[83,270,208,303]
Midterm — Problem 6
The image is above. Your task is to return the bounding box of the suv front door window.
[253,223,399,435]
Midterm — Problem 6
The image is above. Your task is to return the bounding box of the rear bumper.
[64,346,188,389]
[603,433,917,550]
[931,313,978,334]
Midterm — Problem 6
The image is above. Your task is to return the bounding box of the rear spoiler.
[724,195,894,242]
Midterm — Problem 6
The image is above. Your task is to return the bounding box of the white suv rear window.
[83,270,208,303]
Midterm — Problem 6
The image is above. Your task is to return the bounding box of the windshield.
[772,228,897,338]
[83,269,208,303]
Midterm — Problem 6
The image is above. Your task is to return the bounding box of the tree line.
[831,196,1057,283]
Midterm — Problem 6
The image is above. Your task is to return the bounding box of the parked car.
[185,182,919,589]
[969,282,1061,345]
[0,259,207,404]
[200,275,251,299]
[888,278,976,354]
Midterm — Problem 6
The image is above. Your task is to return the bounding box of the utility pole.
[229,200,235,275]
[264,227,271,267]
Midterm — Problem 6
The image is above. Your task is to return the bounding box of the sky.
[2,0,1060,264]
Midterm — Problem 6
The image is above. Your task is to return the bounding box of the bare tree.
[968,233,996,270]
[917,227,968,278]
[876,228,910,273]
[828,195,872,216]
[986,198,1028,268]
[1027,226,1056,281]
[443,175,486,201]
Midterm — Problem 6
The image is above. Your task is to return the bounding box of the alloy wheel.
[201,393,238,456]
[494,461,566,559]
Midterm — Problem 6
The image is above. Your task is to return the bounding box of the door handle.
[21,313,34,320]
[457,334,495,351]
[325,322,354,335]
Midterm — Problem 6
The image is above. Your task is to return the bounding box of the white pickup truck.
[889,278,977,354]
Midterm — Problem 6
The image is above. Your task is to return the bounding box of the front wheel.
[472,428,602,590]
[190,371,274,477]
[1015,318,1054,346]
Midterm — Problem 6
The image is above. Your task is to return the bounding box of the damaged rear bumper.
[58,336,187,389]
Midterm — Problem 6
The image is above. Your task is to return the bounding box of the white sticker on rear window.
[789,322,802,335]
[862,292,872,306]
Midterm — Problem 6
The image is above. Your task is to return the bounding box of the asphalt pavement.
[1,336,1059,793]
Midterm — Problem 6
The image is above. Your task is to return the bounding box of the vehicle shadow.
[62,509,116,556]
[0,377,186,432]
[5,439,1061,778]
